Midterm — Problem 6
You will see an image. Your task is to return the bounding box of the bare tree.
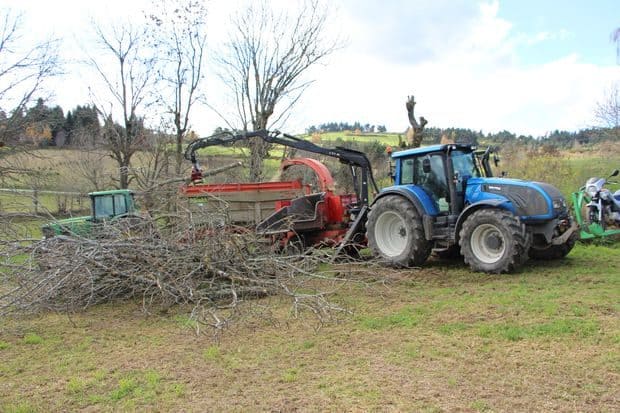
[88,22,153,189]
[0,10,60,157]
[595,83,620,139]
[131,131,174,189]
[405,95,428,148]
[147,0,208,175]
[218,0,339,181]
[594,28,620,139]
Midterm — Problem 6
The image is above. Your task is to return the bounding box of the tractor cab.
[89,190,137,221]
[42,189,139,238]
[392,144,489,216]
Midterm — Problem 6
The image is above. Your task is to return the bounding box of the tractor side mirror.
[493,154,500,167]
[422,157,431,174]
[611,169,619,177]
[388,164,395,182]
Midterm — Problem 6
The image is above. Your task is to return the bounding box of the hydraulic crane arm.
[184,129,379,206]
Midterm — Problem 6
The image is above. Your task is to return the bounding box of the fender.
[455,199,512,239]
[372,186,437,241]
[372,186,439,217]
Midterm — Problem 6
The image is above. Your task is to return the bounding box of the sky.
[1,0,619,137]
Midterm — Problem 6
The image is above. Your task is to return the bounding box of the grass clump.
[203,345,220,361]
[358,306,427,330]
[477,318,600,341]
[22,333,43,345]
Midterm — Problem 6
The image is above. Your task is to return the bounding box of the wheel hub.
[470,223,506,264]
[374,210,408,257]
[486,234,502,250]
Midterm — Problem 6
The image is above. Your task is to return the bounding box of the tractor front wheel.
[460,209,529,273]
[366,196,431,267]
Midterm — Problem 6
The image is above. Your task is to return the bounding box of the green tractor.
[41,189,140,238]
[571,169,620,240]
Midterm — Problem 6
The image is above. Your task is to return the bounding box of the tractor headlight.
[586,185,598,198]
[552,198,566,210]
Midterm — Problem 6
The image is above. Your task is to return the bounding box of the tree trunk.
[175,132,183,176]
[249,137,268,182]
[406,95,428,148]
[119,159,130,189]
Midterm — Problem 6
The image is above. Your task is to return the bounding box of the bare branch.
[146,0,209,174]
[217,0,341,181]
[0,200,357,334]
[0,9,61,145]
[88,20,153,188]
[595,83,620,128]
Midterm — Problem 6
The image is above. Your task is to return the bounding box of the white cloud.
[2,0,618,137]
[287,0,619,136]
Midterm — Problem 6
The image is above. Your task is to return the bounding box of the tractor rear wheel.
[459,209,529,273]
[366,196,431,267]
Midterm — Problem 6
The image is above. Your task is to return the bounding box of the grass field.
[1,137,619,411]
[1,243,618,412]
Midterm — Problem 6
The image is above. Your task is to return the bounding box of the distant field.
[1,140,618,202]
[1,243,618,411]
[0,191,88,217]
[308,131,402,146]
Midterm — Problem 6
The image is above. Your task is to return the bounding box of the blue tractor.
[365,144,577,273]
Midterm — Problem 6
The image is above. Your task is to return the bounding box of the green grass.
[22,333,44,345]
[0,192,87,216]
[1,146,620,411]
[358,305,427,330]
[281,368,299,383]
[0,243,618,411]
[313,131,402,146]
[1,402,38,413]
[476,318,600,341]
[202,345,220,361]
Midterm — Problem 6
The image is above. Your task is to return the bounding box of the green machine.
[42,189,139,238]
[571,169,620,240]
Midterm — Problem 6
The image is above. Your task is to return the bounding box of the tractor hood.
[466,177,568,219]
[41,215,93,237]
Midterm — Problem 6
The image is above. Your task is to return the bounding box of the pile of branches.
[0,208,353,332]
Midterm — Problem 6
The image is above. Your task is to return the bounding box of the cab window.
[400,154,450,212]
[451,150,480,179]
[114,194,128,215]
[401,159,414,185]
[94,196,114,218]
[93,194,128,219]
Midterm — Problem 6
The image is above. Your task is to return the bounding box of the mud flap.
[331,206,368,262]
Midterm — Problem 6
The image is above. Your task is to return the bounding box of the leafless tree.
[131,131,174,193]
[0,10,61,144]
[405,95,428,148]
[218,0,340,181]
[595,83,620,139]
[0,10,60,183]
[147,0,208,176]
[88,22,153,189]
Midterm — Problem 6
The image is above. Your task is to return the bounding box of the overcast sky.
[2,0,619,137]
